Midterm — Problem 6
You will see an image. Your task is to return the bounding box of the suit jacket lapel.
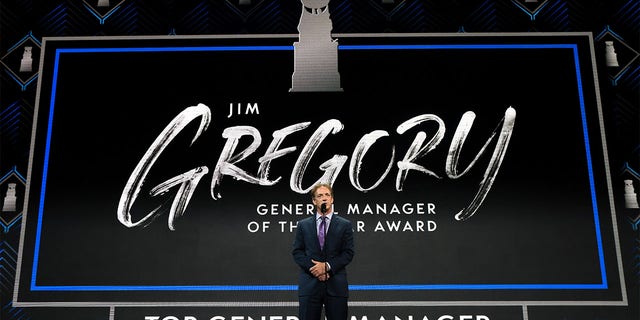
[309,216,322,251]
[325,216,340,247]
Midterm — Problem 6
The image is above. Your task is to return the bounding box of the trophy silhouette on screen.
[290,0,342,92]
[19,46,33,73]
[2,183,17,212]
[605,41,620,67]
[624,179,639,209]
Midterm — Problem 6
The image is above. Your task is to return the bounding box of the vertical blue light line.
[573,45,607,288]
[31,49,61,290]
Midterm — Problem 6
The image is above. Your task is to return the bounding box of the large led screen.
[15,34,625,312]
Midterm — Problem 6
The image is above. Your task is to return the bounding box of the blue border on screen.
[30,43,607,292]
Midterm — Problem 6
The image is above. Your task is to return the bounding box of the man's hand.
[317,273,330,281]
[310,259,329,279]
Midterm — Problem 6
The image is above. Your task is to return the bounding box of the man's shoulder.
[332,214,352,225]
[297,215,316,225]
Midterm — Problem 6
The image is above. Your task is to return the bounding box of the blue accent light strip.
[57,46,294,54]
[3,69,38,91]
[31,50,62,290]
[572,46,608,288]
[510,0,550,21]
[0,166,27,183]
[33,285,298,291]
[7,31,42,53]
[82,2,122,25]
[339,44,575,50]
[31,283,607,292]
[1,214,22,233]
[351,283,607,290]
[31,43,607,292]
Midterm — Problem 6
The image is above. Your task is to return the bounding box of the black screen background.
[16,34,621,303]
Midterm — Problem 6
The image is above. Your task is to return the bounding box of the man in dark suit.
[292,183,355,320]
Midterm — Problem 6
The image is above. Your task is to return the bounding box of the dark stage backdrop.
[1,2,638,320]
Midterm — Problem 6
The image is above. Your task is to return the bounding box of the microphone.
[321,203,327,214]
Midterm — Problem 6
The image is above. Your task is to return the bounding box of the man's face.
[312,186,333,214]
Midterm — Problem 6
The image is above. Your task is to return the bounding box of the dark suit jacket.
[292,214,355,297]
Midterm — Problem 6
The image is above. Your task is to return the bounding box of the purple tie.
[318,216,327,249]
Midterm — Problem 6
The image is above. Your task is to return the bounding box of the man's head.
[311,183,334,214]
